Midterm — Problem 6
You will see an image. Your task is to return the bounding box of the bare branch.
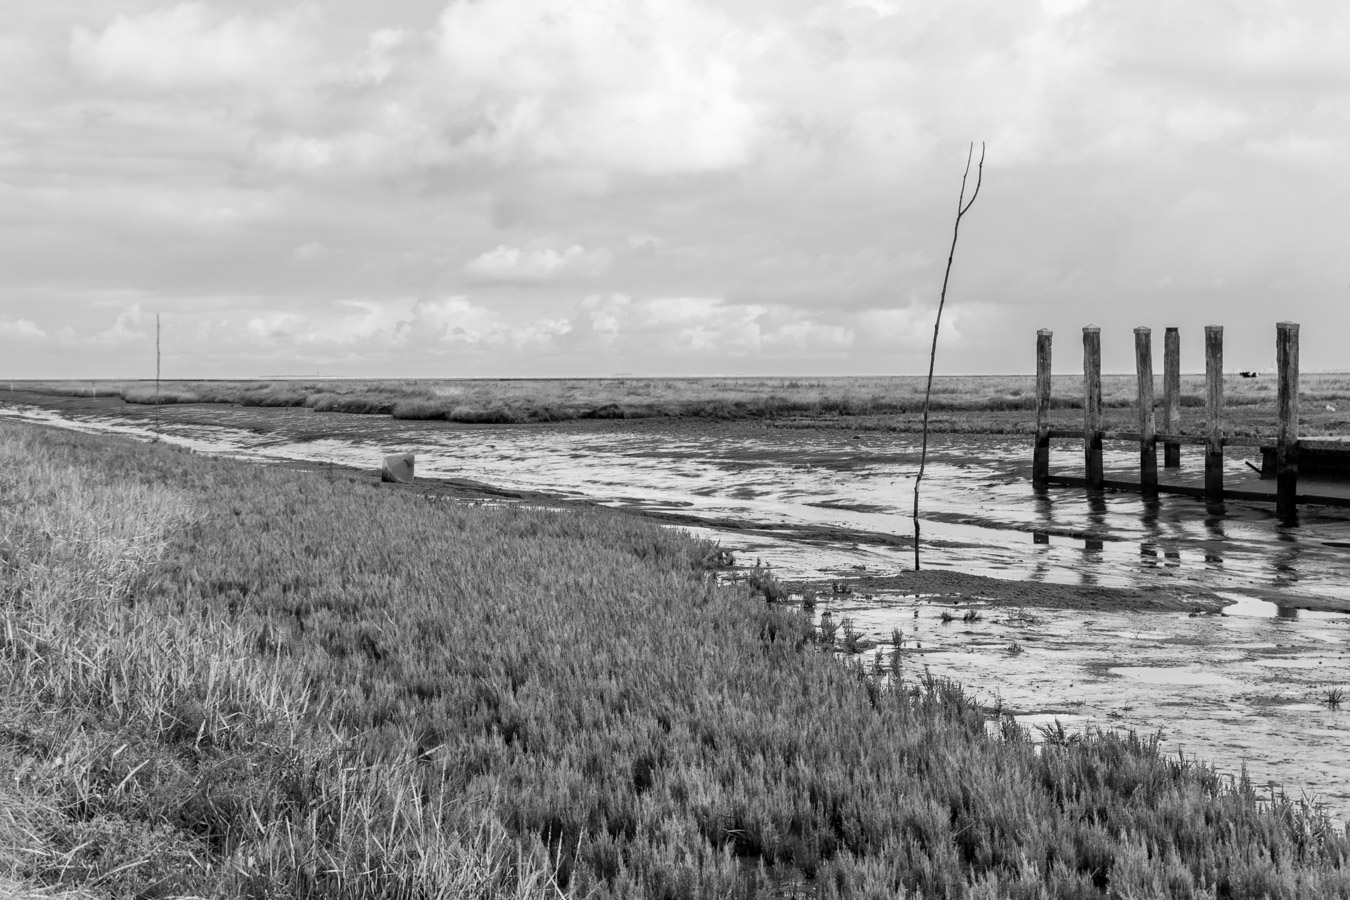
[913,142,985,570]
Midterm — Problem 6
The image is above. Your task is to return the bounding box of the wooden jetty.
[1033,322,1350,516]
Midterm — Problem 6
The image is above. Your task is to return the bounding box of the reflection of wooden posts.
[1276,322,1300,520]
[1034,329,1052,487]
[1204,326,1224,501]
[1162,326,1180,468]
[1134,327,1157,497]
[1083,326,1103,489]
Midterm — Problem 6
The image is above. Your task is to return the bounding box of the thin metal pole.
[155,314,161,440]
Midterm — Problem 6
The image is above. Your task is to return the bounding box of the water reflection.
[1203,503,1227,567]
[1272,528,1301,589]
[1139,498,1161,566]
[1083,493,1107,561]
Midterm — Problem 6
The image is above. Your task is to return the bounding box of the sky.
[1,0,1348,380]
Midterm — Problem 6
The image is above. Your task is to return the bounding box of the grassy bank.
[3,420,1349,898]
[12,373,1350,432]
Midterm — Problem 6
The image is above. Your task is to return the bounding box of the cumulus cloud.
[392,296,572,351]
[346,28,412,86]
[577,294,887,359]
[5,0,1350,379]
[292,242,329,262]
[86,305,151,346]
[0,316,46,341]
[70,2,319,90]
[464,244,612,281]
[402,296,500,344]
[432,0,761,174]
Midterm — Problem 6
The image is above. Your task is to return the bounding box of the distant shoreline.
[6,370,1350,437]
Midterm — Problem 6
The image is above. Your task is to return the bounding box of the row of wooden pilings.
[1032,322,1301,520]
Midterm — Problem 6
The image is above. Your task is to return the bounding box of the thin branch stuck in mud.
[914,142,985,571]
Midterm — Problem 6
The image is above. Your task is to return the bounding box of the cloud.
[0,316,46,341]
[433,0,761,174]
[70,2,319,90]
[86,304,151,347]
[346,28,412,86]
[6,0,1350,381]
[245,312,303,342]
[292,242,329,262]
[464,244,611,282]
[397,296,572,350]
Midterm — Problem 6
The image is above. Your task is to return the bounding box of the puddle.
[1109,666,1240,686]
[816,592,1350,824]
[5,398,1350,823]
[1214,590,1349,620]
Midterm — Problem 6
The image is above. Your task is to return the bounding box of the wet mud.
[4,392,1349,821]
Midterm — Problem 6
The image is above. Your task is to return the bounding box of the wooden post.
[1034,329,1052,487]
[1276,322,1300,521]
[1204,325,1224,501]
[1162,326,1180,468]
[1083,326,1103,489]
[1134,327,1157,497]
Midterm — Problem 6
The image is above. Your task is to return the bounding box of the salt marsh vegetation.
[12,371,1350,435]
[3,420,1350,898]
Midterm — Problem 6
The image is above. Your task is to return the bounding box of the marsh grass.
[4,420,1350,897]
[0,424,559,899]
[16,372,1350,434]
[746,560,787,602]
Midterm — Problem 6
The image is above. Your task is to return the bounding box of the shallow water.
[5,399,1350,820]
[822,593,1350,820]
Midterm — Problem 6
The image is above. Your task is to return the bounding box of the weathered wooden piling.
[1204,326,1224,501]
[1276,322,1300,520]
[1037,321,1341,509]
[1033,329,1052,487]
[1162,327,1180,468]
[1134,327,1157,497]
[1082,326,1103,489]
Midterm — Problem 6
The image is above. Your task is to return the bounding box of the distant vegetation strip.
[14,373,1350,427]
[3,420,1349,898]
